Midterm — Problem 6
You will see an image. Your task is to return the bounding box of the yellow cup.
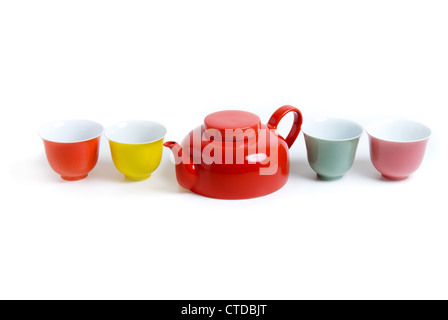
[105,120,167,180]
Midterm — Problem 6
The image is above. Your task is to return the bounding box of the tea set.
[38,105,431,199]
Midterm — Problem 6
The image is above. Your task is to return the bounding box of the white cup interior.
[105,120,167,144]
[367,119,431,142]
[302,118,363,141]
[39,119,103,143]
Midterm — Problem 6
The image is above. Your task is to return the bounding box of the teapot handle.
[267,105,303,149]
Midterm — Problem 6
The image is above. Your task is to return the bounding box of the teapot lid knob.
[204,110,260,141]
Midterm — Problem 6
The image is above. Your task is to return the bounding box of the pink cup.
[366,119,431,180]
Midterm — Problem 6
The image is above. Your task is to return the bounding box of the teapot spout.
[163,141,198,190]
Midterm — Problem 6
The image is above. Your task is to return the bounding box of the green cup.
[302,118,363,180]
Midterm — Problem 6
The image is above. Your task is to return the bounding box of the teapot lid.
[204,110,261,141]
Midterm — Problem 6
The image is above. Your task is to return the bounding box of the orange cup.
[39,120,103,180]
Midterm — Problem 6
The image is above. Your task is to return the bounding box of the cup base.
[125,174,151,181]
[61,174,88,181]
[317,174,343,181]
[381,174,409,181]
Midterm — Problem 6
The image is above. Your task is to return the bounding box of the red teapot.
[164,105,303,199]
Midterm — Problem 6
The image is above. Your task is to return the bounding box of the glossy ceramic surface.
[105,120,167,180]
[367,119,431,180]
[39,120,103,180]
[164,105,303,199]
[302,118,363,180]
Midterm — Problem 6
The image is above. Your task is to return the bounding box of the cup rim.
[366,118,431,143]
[302,117,363,142]
[38,119,104,143]
[104,120,167,144]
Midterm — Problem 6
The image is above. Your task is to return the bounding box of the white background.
[0,0,447,300]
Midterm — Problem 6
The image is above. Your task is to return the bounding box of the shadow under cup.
[105,120,167,181]
[303,118,363,180]
[367,119,431,180]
